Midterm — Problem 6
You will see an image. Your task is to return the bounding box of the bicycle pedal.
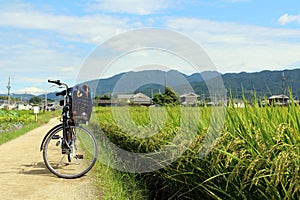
[76,155,84,159]
[52,135,60,139]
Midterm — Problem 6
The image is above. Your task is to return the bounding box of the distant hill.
[0,93,35,101]
[222,69,300,99]
[6,69,299,101]
[86,69,300,100]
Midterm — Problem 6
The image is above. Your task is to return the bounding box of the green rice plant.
[93,103,300,199]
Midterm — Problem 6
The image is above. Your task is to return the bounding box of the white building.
[117,93,152,106]
[180,93,199,106]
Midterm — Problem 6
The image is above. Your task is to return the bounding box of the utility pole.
[25,92,27,104]
[281,72,286,105]
[7,76,11,109]
[151,89,153,99]
[44,92,47,113]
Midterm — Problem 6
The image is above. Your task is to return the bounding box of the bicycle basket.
[71,84,93,124]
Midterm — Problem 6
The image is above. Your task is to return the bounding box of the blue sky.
[1,0,300,95]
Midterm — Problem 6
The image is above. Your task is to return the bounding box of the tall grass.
[93,103,300,199]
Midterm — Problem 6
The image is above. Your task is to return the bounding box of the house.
[268,94,289,106]
[117,94,133,104]
[95,99,118,107]
[116,93,152,106]
[46,102,59,111]
[233,101,245,108]
[94,93,151,106]
[132,93,152,106]
[16,101,32,110]
[180,93,198,106]
[0,100,16,110]
[0,100,5,109]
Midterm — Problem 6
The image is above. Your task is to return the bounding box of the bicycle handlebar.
[48,79,69,96]
[48,79,61,85]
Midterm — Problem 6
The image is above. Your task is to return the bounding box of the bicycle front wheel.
[43,125,98,179]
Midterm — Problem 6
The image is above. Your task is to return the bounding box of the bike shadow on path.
[18,162,53,176]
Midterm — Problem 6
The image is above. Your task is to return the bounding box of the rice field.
[0,109,58,145]
[0,110,34,133]
[92,102,300,199]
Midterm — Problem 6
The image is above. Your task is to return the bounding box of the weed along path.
[0,118,100,200]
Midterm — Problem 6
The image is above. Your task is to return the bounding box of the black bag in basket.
[71,84,93,124]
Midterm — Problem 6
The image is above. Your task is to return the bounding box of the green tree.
[99,95,111,100]
[164,87,179,105]
[152,93,164,105]
[29,96,43,105]
[0,96,20,101]
[152,87,179,106]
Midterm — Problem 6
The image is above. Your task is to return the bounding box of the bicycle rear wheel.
[43,125,98,179]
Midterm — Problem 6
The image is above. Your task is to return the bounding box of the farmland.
[92,103,300,199]
[0,109,58,145]
[1,103,298,199]
[0,110,31,131]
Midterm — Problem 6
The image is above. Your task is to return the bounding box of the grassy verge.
[0,110,59,145]
[86,120,148,200]
[92,162,148,200]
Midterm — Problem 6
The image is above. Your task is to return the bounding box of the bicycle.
[40,80,98,179]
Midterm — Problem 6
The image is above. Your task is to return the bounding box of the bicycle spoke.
[43,125,98,178]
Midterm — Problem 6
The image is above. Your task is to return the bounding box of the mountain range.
[80,68,300,100]
[4,68,300,101]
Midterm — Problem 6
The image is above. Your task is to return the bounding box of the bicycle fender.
[40,123,63,151]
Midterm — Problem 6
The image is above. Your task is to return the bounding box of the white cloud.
[165,17,300,73]
[0,3,131,44]
[0,36,84,80]
[14,87,46,95]
[87,0,172,15]
[1,1,300,93]
[62,67,76,72]
[278,13,300,25]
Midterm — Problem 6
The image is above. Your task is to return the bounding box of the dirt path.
[0,118,101,200]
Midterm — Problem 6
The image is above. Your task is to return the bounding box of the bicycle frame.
[41,79,98,178]
[40,80,73,152]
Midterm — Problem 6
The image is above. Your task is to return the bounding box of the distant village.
[1,72,299,110]
[94,93,299,107]
[1,91,299,111]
